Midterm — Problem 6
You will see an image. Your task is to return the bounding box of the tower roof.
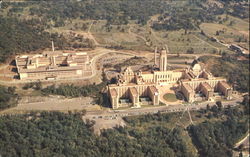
[160,45,169,55]
[161,49,167,55]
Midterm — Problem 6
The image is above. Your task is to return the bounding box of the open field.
[91,21,152,51]
[200,15,249,51]
[48,18,237,54]
[0,96,101,114]
[217,14,249,32]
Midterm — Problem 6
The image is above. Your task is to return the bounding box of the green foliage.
[0,111,195,157]
[188,116,248,157]
[41,82,106,98]
[221,0,249,19]
[241,95,249,114]
[21,0,167,26]
[199,54,249,92]
[216,101,223,109]
[186,47,195,54]
[152,1,221,31]
[0,86,18,110]
[22,82,42,90]
[1,0,248,62]
[41,72,109,106]
[0,112,95,157]
[0,17,67,63]
[163,93,178,102]
[41,82,111,107]
[152,8,211,30]
[0,105,248,157]
[188,104,249,157]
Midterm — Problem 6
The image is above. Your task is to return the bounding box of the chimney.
[52,41,55,52]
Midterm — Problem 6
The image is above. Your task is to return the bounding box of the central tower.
[159,45,168,71]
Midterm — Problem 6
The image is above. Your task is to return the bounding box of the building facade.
[107,45,233,109]
[16,50,91,80]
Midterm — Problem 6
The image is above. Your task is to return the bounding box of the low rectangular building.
[16,51,91,80]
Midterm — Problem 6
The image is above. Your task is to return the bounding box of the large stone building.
[107,46,233,109]
[16,50,91,80]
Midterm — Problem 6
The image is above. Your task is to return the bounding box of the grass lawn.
[163,93,178,102]
[217,14,249,31]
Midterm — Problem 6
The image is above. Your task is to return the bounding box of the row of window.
[27,71,78,77]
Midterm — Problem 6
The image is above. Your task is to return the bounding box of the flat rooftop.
[16,50,89,73]
[19,65,83,73]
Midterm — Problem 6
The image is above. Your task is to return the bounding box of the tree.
[110,77,117,84]
[216,101,223,110]
[229,21,234,26]
[239,152,243,157]
[201,30,205,36]
[187,48,194,54]
[206,104,210,111]
[0,86,18,110]
[242,95,249,114]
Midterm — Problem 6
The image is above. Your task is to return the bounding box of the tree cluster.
[0,103,248,157]
[188,115,248,157]
[0,111,195,157]
[0,86,18,110]
[41,82,106,98]
[0,17,68,63]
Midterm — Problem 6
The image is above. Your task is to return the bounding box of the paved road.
[235,133,250,149]
[85,95,243,119]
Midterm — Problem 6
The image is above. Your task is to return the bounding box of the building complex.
[107,46,233,109]
[15,43,91,81]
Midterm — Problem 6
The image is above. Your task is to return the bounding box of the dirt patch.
[83,116,126,135]
[239,31,249,36]
[0,96,100,114]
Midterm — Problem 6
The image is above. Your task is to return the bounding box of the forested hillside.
[0,0,248,62]
[0,17,68,62]
[189,105,249,156]
[0,86,18,110]
[0,102,248,157]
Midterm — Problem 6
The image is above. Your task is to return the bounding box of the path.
[147,15,165,45]
[128,25,147,42]
[187,107,194,125]
[83,95,243,119]
[235,133,249,149]
[87,21,100,46]
[192,34,220,51]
